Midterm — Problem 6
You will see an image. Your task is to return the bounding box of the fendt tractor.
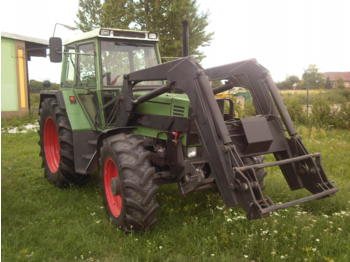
[39,24,337,232]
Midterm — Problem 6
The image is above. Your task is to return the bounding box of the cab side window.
[78,43,96,87]
[63,48,76,87]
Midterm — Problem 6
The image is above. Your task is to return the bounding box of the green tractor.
[39,27,337,232]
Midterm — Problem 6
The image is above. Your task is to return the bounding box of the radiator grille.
[172,105,185,117]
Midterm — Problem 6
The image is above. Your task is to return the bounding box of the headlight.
[100,29,111,36]
[187,147,197,158]
[148,32,158,39]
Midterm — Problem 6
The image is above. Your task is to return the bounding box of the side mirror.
[43,80,51,88]
[49,37,62,63]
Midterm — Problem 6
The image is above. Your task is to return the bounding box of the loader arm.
[117,57,337,219]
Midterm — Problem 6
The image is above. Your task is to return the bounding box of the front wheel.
[99,133,159,232]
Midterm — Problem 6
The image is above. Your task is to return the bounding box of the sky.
[1,0,349,82]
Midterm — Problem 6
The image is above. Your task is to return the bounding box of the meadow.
[2,117,350,261]
[2,89,350,261]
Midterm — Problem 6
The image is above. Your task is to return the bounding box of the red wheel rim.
[43,117,60,173]
[104,158,122,218]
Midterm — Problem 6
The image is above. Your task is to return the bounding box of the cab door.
[74,42,103,128]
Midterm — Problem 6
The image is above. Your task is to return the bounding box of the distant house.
[1,32,48,118]
[323,72,350,89]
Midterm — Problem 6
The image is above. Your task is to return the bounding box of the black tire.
[39,97,89,188]
[243,156,267,190]
[99,133,159,232]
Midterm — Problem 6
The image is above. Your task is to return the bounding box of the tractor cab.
[50,28,163,128]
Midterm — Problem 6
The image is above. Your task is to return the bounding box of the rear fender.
[39,90,65,111]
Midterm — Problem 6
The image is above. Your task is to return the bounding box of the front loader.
[38,27,337,232]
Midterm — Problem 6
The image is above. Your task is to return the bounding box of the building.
[323,72,350,89]
[1,32,48,118]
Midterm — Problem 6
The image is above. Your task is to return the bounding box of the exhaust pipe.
[182,20,189,56]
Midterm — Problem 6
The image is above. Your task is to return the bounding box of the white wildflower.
[261,230,269,236]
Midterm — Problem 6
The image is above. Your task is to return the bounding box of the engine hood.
[133,91,190,118]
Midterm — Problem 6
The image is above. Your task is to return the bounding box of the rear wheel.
[99,133,159,232]
[39,98,89,187]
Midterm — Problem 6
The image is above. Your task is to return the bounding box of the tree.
[335,78,345,89]
[286,75,300,89]
[133,0,213,60]
[276,75,300,90]
[302,65,325,89]
[101,0,136,29]
[325,77,332,89]
[76,0,102,32]
[75,0,213,61]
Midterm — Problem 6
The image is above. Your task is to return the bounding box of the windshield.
[101,40,160,87]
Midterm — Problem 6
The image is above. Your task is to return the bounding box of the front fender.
[84,127,136,174]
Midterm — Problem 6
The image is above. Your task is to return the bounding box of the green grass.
[2,127,350,262]
[1,113,37,130]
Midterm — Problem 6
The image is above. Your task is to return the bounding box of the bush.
[280,89,350,129]
[333,103,350,129]
[231,97,256,118]
[311,98,333,127]
[308,98,350,129]
[30,93,40,110]
[238,94,349,129]
[280,89,350,105]
[284,97,307,124]
[336,89,350,100]
[243,101,256,117]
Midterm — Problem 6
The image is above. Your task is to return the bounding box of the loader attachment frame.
[117,57,337,219]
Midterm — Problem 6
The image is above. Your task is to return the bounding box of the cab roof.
[64,28,159,45]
